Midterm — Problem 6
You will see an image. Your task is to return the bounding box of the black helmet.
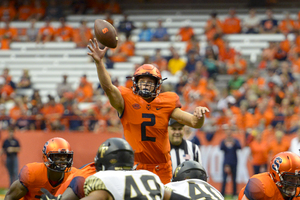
[172,161,208,182]
[94,138,134,171]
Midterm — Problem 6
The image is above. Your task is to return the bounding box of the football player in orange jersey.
[239,151,300,200]
[87,38,209,184]
[4,137,77,200]
[40,138,191,200]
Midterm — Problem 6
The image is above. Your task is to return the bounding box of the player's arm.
[170,107,209,128]
[163,190,191,200]
[4,180,28,200]
[83,176,113,200]
[80,190,113,200]
[242,178,265,200]
[41,187,78,200]
[60,188,79,200]
[61,176,86,200]
[87,38,124,115]
[241,195,249,200]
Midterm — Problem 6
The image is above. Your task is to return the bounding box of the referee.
[168,119,202,173]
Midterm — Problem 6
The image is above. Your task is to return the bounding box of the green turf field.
[0,188,7,200]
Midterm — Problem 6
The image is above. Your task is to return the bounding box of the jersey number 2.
[141,114,156,142]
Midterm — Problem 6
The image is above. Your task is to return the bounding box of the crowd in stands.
[1,2,300,157]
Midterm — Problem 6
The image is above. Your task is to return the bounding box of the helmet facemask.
[134,76,161,99]
[131,64,165,98]
[278,173,300,197]
[44,151,73,173]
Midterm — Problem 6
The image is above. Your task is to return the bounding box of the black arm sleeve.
[169,191,191,200]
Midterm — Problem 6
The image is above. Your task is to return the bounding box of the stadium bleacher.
[0,9,297,106]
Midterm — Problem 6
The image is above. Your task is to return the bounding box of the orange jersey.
[55,26,74,41]
[119,86,181,164]
[238,172,300,200]
[19,163,77,200]
[55,163,96,198]
[18,5,33,21]
[249,140,269,165]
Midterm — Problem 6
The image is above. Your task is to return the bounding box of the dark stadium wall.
[0,131,122,188]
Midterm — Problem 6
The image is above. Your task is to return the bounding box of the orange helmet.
[42,137,73,173]
[132,64,164,98]
[269,152,300,197]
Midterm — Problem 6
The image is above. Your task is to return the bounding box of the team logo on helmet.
[174,166,181,178]
[98,144,109,158]
[272,157,283,171]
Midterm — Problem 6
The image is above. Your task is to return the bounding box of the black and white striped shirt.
[170,139,202,173]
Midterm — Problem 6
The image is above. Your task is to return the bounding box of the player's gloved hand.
[40,188,62,200]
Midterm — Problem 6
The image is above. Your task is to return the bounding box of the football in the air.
[94,19,118,48]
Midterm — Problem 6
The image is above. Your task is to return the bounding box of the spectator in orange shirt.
[42,95,64,131]
[249,129,269,175]
[247,69,266,90]
[199,78,218,102]
[182,74,206,104]
[75,75,94,102]
[278,11,295,34]
[279,32,291,53]
[73,19,93,48]
[55,17,74,42]
[222,8,241,34]
[0,19,18,50]
[17,0,33,21]
[0,0,16,21]
[109,34,135,62]
[9,98,27,125]
[176,20,195,42]
[219,40,236,62]
[235,103,255,131]
[186,35,200,55]
[268,129,290,159]
[0,77,14,101]
[36,17,55,43]
[31,0,45,21]
[205,11,223,41]
[254,102,275,127]
[226,53,247,74]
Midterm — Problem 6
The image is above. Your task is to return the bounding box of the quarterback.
[87,38,209,184]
